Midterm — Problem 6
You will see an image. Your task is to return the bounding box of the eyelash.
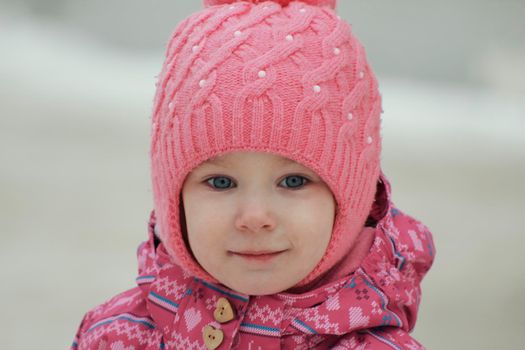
[204,175,310,191]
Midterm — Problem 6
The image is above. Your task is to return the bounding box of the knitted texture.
[149,0,383,287]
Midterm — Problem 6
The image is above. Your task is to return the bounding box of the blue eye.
[280,175,308,189]
[205,175,309,190]
[206,176,234,189]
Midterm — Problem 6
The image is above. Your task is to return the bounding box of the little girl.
[71,0,435,349]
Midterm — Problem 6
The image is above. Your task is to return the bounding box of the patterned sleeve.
[70,311,93,350]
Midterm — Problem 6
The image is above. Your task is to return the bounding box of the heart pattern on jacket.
[184,307,203,332]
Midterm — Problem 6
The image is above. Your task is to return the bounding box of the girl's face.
[181,151,336,295]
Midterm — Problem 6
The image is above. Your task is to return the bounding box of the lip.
[230,250,286,262]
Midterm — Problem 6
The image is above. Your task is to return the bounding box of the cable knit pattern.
[150,0,383,287]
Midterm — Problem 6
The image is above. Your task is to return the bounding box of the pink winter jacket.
[71,176,435,349]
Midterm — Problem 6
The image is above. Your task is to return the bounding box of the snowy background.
[1,1,524,349]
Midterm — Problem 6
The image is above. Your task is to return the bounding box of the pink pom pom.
[203,0,336,9]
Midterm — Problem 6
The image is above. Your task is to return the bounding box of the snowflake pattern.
[245,302,284,326]
[370,300,383,315]
[153,274,187,299]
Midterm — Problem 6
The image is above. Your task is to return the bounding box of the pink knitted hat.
[150,0,383,288]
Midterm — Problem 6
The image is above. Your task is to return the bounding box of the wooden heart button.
[213,297,235,323]
[203,325,224,350]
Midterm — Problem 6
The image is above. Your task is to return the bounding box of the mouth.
[229,250,287,262]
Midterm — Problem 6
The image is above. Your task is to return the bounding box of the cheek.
[183,191,213,233]
[320,193,337,233]
[289,203,334,250]
[183,198,229,255]
[306,198,335,252]
[185,215,221,268]
[304,193,336,228]
[182,194,208,253]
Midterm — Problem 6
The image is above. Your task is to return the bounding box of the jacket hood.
[135,171,435,340]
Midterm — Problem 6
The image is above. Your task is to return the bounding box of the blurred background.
[1,0,524,348]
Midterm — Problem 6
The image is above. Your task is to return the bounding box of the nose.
[234,199,277,233]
